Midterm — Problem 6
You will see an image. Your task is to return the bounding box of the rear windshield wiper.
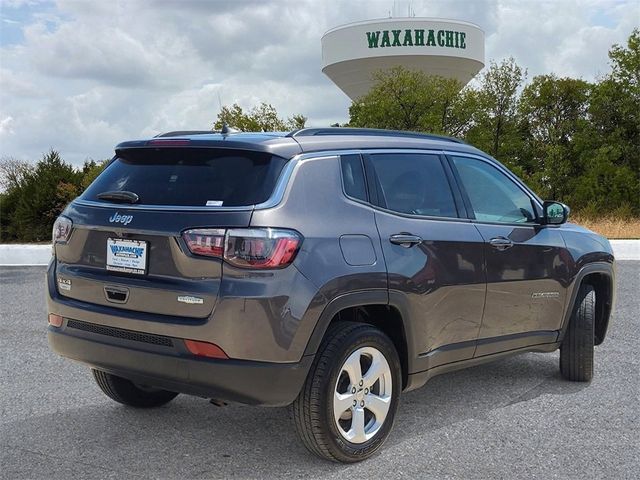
[96,190,139,203]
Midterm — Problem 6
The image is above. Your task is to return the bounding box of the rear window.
[82,148,287,207]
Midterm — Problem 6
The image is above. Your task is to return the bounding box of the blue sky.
[0,0,638,165]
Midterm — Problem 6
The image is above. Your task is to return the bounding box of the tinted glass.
[83,148,287,207]
[452,156,535,223]
[341,154,367,202]
[369,154,457,217]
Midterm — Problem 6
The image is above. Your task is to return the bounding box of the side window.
[451,156,536,223]
[368,153,457,218]
[340,154,367,202]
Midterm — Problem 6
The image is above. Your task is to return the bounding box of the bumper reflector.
[48,314,64,327]
[184,339,229,359]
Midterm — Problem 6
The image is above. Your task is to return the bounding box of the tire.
[560,284,595,382]
[291,322,402,463]
[92,369,179,408]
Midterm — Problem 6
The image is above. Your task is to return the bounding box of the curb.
[1,240,639,266]
[1,244,52,266]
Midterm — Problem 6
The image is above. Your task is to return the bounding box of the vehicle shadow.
[2,351,588,479]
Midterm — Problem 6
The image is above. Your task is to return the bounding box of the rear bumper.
[48,320,313,406]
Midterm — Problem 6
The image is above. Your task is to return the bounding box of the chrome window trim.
[72,147,536,216]
[366,204,472,223]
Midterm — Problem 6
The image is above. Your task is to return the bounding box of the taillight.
[225,228,301,269]
[181,228,302,269]
[52,216,73,244]
[182,229,225,257]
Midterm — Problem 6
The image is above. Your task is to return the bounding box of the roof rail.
[287,127,465,144]
[155,130,215,138]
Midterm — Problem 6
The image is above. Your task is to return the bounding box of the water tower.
[321,18,485,100]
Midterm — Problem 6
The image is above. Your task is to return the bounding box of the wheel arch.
[582,272,615,345]
[559,262,615,346]
[303,290,415,389]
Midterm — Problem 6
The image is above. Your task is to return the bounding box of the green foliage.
[81,159,109,190]
[1,32,638,243]
[348,66,466,134]
[518,74,591,200]
[609,28,639,92]
[0,190,20,242]
[466,57,526,161]
[213,102,306,132]
[288,113,308,131]
[348,30,640,216]
[9,150,81,242]
[568,28,640,215]
[0,151,109,242]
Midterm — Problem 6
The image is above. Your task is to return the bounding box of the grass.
[571,214,640,239]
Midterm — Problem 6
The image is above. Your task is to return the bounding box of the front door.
[364,152,486,372]
[448,155,571,357]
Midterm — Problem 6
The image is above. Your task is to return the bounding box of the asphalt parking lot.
[1,262,638,479]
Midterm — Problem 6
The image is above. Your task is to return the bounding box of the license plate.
[106,238,148,275]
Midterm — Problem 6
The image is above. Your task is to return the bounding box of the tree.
[609,28,640,92]
[288,114,308,130]
[0,158,34,241]
[466,57,526,161]
[9,150,82,242]
[213,102,307,131]
[81,159,109,190]
[0,157,33,192]
[348,66,468,135]
[518,75,591,201]
[572,29,640,215]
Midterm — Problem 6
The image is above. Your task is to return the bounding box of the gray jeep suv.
[48,128,616,462]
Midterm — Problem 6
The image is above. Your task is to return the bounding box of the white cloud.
[0,0,636,165]
[0,68,43,97]
[0,116,15,136]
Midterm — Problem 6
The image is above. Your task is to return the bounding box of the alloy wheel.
[333,346,393,444]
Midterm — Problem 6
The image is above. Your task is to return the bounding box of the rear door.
[364,151,486,372]
[448,154,570,356]
[54,147,287,319]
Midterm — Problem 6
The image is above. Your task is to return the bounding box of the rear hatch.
[54,145,288,319]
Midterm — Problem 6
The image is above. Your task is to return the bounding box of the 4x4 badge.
[57,277,71,291]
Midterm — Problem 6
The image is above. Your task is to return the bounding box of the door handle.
[390,234,423,248]
[489,237,514,251]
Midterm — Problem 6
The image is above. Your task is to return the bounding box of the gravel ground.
[1,262,638,479]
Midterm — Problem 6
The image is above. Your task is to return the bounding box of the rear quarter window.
[340,154,368,202]
[82,148,287,207]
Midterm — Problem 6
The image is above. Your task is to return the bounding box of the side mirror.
[542,201,569,225]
